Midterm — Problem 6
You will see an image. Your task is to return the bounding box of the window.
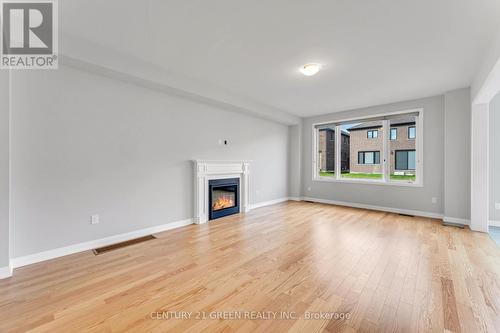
[408,126,416,139]
[367,130,378,138]
[390,128,397,140]
[313,109,422,185]
[395,150,416,170]
[358,151,380,165]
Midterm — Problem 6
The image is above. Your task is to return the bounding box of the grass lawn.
[319,171,415,181]
[342,172,382,179]
[390,174,416,181]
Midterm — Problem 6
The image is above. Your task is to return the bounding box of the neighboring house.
[318,128,350,172]
[348,119,416,174]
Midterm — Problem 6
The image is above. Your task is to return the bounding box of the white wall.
[10,65,289,258]
[444,88,471,222]
[490,92,500,222]
[0,72,10,269]
[301,95,444,215]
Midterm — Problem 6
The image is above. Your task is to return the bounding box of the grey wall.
[301,95,444,215]
[472,29,500,103]
[444,88,471,221]
[490,92,500,222]
[287,123,302,199]
[0,72,9,267]
[10,65,289,258]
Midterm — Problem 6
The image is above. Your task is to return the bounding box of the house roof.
[347,118,415,131]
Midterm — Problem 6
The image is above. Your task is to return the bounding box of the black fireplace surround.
[209,178,240,220]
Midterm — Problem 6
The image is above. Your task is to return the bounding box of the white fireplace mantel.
[193,160,251,224]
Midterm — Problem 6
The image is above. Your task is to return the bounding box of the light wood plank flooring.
[1,201,499,332]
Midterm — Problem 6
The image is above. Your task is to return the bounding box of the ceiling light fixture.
[300,63,322,76]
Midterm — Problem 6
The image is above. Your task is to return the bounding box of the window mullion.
[312,128,316,179]
[335,125,341,180]
[382,120,389,182]
[416,115,423,185]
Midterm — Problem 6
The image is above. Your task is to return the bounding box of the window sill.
[313,177,423,187]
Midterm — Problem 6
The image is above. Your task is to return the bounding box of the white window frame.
[312,108,423,187]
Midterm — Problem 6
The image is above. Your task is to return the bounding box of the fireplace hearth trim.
[193,160,250,224]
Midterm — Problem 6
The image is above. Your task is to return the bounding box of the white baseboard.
[8,198,297,273]
[4,197,450,276]
[443,216,470,226]
[0,265,13,279]
[10,218,193,269]
[490,220,500,228]
[249,197,290,210]
[301,196,443,219]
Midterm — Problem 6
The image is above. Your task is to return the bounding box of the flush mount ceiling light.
[300,63,322,76]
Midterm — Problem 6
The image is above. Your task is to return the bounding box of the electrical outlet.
[495,203,500,210]
[90,215,99,225]
[307,186,311,191]
[431,197,438,204]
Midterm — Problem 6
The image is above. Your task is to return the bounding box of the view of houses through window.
[389,117,417,181]
[315,111,420,184]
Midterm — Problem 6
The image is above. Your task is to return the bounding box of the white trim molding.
[3,198,469,278]
[193,160,250,224]
[11,218,193,270]
[0,265,13,279]
[7,197,294,275]
[489,220,500,228]
[471,103,490,233]
[301,196,443,219]
[249,197,289,210]
[443,216,470,226]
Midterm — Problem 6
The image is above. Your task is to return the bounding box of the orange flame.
[213,195,235,210]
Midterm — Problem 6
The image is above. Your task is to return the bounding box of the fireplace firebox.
[209,178,240,220]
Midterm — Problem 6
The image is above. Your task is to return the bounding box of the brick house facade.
[348,125,383,174]
[387,123,416,175]
[348,120,416,174]
[318,129,350,172]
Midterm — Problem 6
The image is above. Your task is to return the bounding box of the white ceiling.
[60,0,500,118]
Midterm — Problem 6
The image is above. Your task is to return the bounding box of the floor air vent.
[442,222,465,229]
[92,235,157,255]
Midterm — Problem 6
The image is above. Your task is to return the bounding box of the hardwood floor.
[1,201,499,332]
